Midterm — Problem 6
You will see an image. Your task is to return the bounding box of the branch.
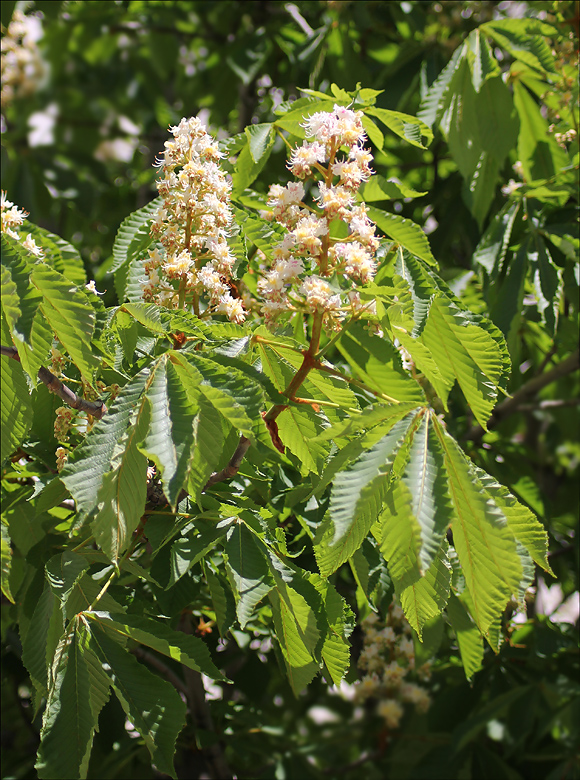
[465,349,579,442]
[0,344,107,419]
[203,435,251,489]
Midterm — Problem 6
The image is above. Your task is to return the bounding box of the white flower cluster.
[1,192,44,258]
[257,104,379,331]
[1,10,45,109]
[142,117,245,324]
[354,604,433,730]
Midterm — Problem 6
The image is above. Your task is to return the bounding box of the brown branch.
[465,349,579,442]
[203,436,251,489]
[0,344,107,419]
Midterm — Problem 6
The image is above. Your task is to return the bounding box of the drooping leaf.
[269,580,321,696]
[421,296,505,429]
[35,626,96,780]
[446,591,484,680]
[223,522,274,628]
[1,311,33,465]
[434,419,522,637]
[400,541,452,639]
[88,621,186,779]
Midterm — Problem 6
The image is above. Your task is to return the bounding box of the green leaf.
[45,551,90,608]
[232,137,275,197]
[365,106,433,149]
[467,463,553,576]
[528,233,562,335]
[513,80,567,182]
[400,541,452,639]
[111,197,162,273]
[223,522,274,628]
[140,355,198,509]
[0,522,14,603]
[185,353,263,441]
[245,122,275,163]
[21,581,64,703]
[337,322,426,405]
[88,621,186,779]
[91,398,148,562]
[88,611,227,681]
[434,420,522,637]
[269,580,320,695]
[1,312,32,465]
[418,44,466,128]
[483,19,558,75]
[187,396,228,501]
[309,575,351,686]
[359,174,427,202]
[316,413,416,576]
[421,296,505,429]
[401,413,454,573]
[36,627,96,780]
[31,264,99,381]
[205,563,236,638]
[367,207,437,266]
[61,369,149,525]
[330,413,416,544]
[446,591,484,680]
[22,221,87,287]
[168,520,225,587]
[467,28,500,92]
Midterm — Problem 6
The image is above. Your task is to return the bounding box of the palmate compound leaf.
[433,417,522,638]
[35,620,108,780]
[315,412,419,577]
[86,619,186,779]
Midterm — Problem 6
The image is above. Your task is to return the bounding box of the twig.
[0,345,107,419]
[203,436,251,489]
[465,349,579,441]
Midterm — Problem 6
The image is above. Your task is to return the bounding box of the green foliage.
[1,2,578,780]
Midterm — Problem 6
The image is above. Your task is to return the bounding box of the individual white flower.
[501,179,522,197]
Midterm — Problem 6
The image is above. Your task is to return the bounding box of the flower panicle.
[354,603,433,730]
[255,104,380,331]
[142,117,246,324]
